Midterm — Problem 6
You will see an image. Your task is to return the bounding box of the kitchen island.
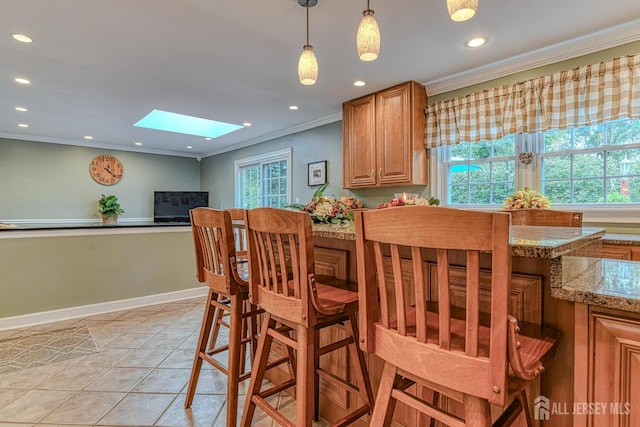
[307,222,610,426]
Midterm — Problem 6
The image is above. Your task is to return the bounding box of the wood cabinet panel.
[602,244,633,260]
[575,306,639,426]
[342,94,376,187]
[343,81,427,189]
[587,310,640,427]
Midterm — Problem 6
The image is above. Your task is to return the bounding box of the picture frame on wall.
[308,160,327,186]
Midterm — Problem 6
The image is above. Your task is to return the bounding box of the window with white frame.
[439,118,640,207]
[235,148,292,209]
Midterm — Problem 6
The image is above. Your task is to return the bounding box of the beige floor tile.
[96,393,176,426]
[72,348,132,367]
[132,368,190,393]
[0,390,74,423]
[156,393,225,427]
[183,369,228,395]
[115,348,171,368]
[0,364,66,389]
[101,332,154,349]
[157,349,194,369]
[39,391,125,425]
[138,333,188,350]
[35,366,109,391]
[0,389,27,409]
[84,367,151,392]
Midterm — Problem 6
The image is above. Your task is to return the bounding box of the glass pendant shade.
[447,0,478,22]
[298,45,318,85]
[356,10,380,61]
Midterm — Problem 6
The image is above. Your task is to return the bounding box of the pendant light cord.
[306,1,310,45]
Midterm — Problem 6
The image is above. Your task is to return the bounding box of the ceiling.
[2,1,640,158]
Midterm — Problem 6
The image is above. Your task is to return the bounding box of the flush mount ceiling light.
[356,0,380,61]
[447,0,478,22]
[14,77,31,85]
[297,0,318,86]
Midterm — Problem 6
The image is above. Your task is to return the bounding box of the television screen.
[153,191,209,223]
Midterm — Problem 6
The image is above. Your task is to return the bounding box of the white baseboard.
[0,287,209,332]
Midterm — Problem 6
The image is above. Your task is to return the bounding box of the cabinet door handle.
[370,169,374,179]
[378,168,382,180]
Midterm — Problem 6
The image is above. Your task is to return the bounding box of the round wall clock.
[90,155,124,186]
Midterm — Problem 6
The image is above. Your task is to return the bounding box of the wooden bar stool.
[184,207,261,427]
[204,208,256,375]
[507,209,582,227]
[354,206,559,426]
[241,207,374,427]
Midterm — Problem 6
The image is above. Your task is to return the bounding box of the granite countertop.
[602,233,640,246]
[555,256,640,313]
[312,223,606,258]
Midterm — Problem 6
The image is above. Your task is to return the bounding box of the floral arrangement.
[503,188,550,210]
[378,195,440,208]
[288,184,363,224]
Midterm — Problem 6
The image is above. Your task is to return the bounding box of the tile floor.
[0,297,329,427]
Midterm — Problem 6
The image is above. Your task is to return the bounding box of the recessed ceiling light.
[186,145,193,149]
[204,137,212,141]
[243,122,252,127]
[354,81,366,87]
[289,105,299,110]
[466,37,486,48]
[134,142,143,146]
[14,77,31,85]
[15,106,28,112]
[18,123,29,128]
[84,135,93,140]
[11,33,32,43]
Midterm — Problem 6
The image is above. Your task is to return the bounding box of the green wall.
[0,138,201,221]
[200,121,431,209]
[0,230,199,318]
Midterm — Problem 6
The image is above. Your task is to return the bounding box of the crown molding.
[424,19,640,96]
[201,112,343,158]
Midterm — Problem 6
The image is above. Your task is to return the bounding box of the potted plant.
[98,194,124,225]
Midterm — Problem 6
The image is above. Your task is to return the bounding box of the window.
[446,136,516,205]
[438,119,640,208]
[235,148,292,209]
[541,119,640,204]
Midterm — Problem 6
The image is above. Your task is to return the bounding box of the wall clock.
[90,155,124,186]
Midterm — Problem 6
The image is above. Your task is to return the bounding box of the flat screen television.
[153,191,209,223]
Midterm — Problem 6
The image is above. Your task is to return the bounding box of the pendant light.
[356,0,380,61]
[298,0,318,86]
[447,0,479,22]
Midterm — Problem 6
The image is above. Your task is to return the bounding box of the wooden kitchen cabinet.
[574,305,639,426]
[602,243,640,260]
[342,81,428,189]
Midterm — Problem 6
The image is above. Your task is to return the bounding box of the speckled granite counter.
[556,257,640,313]
[312,223,606,258]
[602,233,640,245]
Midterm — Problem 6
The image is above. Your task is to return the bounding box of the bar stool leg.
[463,395,491,427]
[370,363,399,427]
[296,324,315,427]
[185,290,217,408]
[226,294,243,427]
[240,314,276,427]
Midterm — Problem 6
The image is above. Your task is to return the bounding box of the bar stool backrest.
[355,205,512,407]
[508,209,582,227]
[244,207,317,328]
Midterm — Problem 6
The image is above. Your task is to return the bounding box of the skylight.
[134,109,243,138]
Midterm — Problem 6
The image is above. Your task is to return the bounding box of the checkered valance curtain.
[425,54,640,148]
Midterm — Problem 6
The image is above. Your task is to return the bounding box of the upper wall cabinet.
[342,81,428,189]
